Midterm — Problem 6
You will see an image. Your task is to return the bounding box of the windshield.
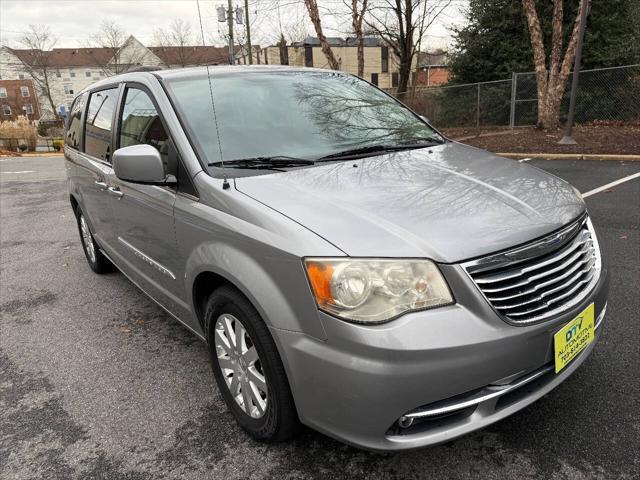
[164,70,443,172]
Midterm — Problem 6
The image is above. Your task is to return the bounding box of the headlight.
[304,258,454,324]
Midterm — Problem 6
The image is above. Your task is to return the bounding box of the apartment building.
[0,79,40,121]
[0,32,447,122]
[0,36,231,121]
[260,37,418,89]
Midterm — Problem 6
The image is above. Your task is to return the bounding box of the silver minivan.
[65,66,608,451]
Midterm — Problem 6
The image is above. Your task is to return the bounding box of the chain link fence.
[395,64,640,129]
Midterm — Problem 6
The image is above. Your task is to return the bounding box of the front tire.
[204,286,299,442]
[75,207,114,274]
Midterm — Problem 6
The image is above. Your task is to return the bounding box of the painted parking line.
[518,157,532,163]
[582,172,640,198]
[2,171,35,174]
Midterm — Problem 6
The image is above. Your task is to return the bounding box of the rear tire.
[75,207,114,274]
[204,285,299,442]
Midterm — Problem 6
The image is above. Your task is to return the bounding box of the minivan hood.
[234,143,585,263]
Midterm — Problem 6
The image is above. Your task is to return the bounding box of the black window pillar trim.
[114,80,199,198]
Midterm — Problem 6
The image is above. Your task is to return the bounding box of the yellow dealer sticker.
[554,303,595,373]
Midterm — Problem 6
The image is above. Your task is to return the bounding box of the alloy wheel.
[214,313,268,418]
[80,214,96,263]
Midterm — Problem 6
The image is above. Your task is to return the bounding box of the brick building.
[0,79,40,121]
[415,50,450,86]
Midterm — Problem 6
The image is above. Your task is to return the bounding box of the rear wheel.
[205,286,299,442]
[75,208,114,274]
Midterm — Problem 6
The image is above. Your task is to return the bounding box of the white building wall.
[1,47,107,118]
[1,39,165,120]
[50,66,106,113]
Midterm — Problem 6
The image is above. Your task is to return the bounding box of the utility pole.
[559,0,589,145]
[244,0,252,64]
[227,0,234,65]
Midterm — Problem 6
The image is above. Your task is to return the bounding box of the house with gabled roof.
[0,36,234,121]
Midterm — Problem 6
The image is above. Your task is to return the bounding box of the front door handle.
[94,180,108,190]
[107,186,124,199]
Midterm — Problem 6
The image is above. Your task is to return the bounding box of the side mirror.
[113,144,175,184]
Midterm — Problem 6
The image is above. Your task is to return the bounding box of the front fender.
[184,241,328,341]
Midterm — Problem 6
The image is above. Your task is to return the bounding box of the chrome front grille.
[463,216,601,324]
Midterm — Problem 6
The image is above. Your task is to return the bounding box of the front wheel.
[205,286,299,442]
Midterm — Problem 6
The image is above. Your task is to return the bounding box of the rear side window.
[84,87,119,162]
[65,93,87,150]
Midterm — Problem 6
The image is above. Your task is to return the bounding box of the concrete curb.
[453,130,520,142]
[22,152,64,157]
[497,153,640,161]
[0,152,64,157]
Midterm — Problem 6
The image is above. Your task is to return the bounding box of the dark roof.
[149,46,234,65]
[418,50,449,66]
[293,36,346,47]
[345,37,383,47]
[7,45,236,68]
[8,47,113,67]
[289,36,386,48]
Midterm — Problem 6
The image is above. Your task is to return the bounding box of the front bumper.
[270,263,609,451]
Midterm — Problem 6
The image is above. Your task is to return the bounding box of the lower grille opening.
[388,362,561,437]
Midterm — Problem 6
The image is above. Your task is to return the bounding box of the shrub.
[18,144,28,152]
[52,139,63,151]
[0,116,37,151]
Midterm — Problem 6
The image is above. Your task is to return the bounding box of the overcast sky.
[1,0,466,51]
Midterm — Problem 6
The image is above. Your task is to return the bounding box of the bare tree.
[522,0,590,129]
[153,19,194,67]
[304,0,340,70]
[366,0,451,93]
[88,20,147,75]
[349,0,369,77]
[19,25,58,119]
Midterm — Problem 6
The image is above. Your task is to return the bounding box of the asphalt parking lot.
[1,155,639,480]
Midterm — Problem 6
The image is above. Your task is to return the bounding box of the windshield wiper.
[316,137,443,161]
[208,155,315,169]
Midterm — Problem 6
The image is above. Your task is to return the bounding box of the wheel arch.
[192,270,235,335]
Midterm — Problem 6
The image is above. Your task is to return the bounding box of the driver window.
[119,87,175,175]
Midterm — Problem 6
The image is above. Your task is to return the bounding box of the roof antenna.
[196,0,227,189]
